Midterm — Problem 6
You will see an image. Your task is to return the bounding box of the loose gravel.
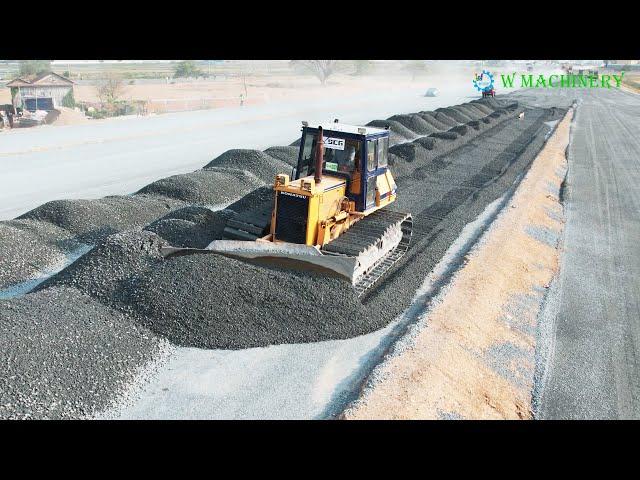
[18,195,184,243]
[203,149,291,183]
[145,206,234,248]
[0,286,163,419]
[137,168,263,206]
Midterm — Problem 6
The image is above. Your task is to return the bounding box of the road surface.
[536,87,640,419]
[0,78,479,220]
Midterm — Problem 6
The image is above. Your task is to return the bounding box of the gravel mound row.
[0,286,163,419]
[263,146,299,167]
[468,101,495,115]
[433,111,459,127]
[204,149,291,183]
[387,114,438,135]
[436,107,474,124]
[0,220,83,290]
[416,112,451,131]
[122,254,368,349]
[145,206,234,248]
[36,230,167,306]
[451,104,485,121]
[19,195,184,243]
[137,168,263,207]
[366,120,416,144]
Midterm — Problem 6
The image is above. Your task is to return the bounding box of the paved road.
[0,79,479,220]
[537,88,640,419]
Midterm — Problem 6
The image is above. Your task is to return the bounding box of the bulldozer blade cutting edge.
[160,240,359,281]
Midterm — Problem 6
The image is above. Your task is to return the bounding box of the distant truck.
[482,88,495,98]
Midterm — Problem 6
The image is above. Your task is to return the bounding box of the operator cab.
[295,121,393,212]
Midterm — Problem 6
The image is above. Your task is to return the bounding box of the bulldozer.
[161,121,412,297]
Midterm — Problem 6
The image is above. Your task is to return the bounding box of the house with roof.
[6,72,74,111]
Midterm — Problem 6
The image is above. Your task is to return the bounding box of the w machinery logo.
[472,70,495,93]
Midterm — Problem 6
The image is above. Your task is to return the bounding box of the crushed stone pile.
[0,219,83,290]
[137,168,263,207]
[122,254,372,349]
[436,107,474,124]
[366,120,416,144]
[145,206,234,248]
[0,286,164,420]
[263,146,299,167]
[387,114,438,135]
[19,195,184,243]
[36,230,167,307]
[204,149,291,183]
[416,112,451,131]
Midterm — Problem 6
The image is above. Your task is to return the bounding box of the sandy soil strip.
[343,109,574,420]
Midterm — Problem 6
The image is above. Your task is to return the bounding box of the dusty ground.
[343,109,573,420]
[0,74,435,106]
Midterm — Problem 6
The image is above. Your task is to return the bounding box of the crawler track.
[322,210,413,297]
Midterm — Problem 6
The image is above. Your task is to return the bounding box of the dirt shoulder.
[343,109,573,420]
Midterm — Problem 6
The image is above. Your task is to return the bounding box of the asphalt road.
[536,88,640,419]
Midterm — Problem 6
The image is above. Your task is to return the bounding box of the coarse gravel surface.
[203,149,291,183]
[0,286,163,419]
[137,168,264,206]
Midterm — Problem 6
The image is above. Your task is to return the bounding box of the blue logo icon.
[473,70,494,92]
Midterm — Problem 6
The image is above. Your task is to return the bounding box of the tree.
[96,73,126,105]
[19,60,51,76]
[404,60,427,81]
[352,60,373,76]
[174,60,203,78]
[290,60,338,85]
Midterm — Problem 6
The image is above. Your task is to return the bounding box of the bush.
[61,89,75,108]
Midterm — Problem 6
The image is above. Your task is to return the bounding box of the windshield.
[299,132,362,178]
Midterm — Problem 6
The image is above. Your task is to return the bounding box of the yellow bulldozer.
[162,121,412,297]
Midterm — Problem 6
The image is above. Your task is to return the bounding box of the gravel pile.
[451,104,485,121]
[204,149,291,183]
[387,114,438,135]
[366,120,416,144]
[19,195,184,243]
[417,112,451,131]
[122,254,370,349]
[431,131,459,140]
[436,107,474,124]
[263,146,299,167]
[138,168,263,206]
[433,111,459,127]
[0,286,163,419]
[145,206,234,248]
[36,230,167,306]
[468,101,495,115]
[0,219,83,290]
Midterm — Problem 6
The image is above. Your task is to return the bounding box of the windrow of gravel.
[263,146,300,167]
[35,230,168,307]
[0,286,165,419]
[145,206,234,248]
[0,219,86,290]
[137,167,263,206]
[366,119,417,144]
[203,149,291,183]
[18,194,185,244]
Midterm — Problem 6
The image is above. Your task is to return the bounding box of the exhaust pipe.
[315,126,324,184]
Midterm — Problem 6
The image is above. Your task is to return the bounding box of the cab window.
[377,137,388,168]
[367,140,377,171]
[300,132,361,178]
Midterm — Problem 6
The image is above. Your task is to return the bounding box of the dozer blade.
[160,210,412,298]
[160,240,359,280]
